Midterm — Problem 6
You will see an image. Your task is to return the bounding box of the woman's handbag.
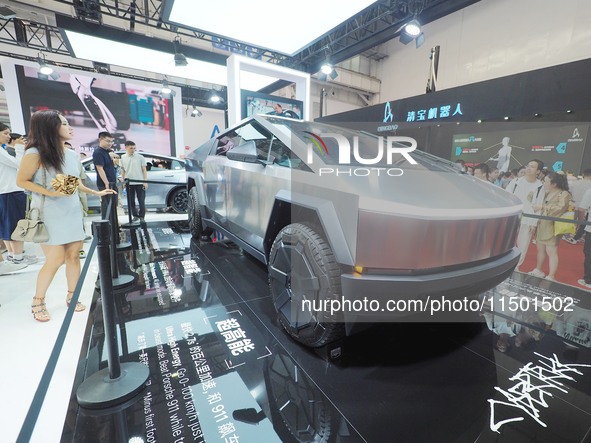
[11,207,49,243]
[554,211,576,236]
[11,168,49,243]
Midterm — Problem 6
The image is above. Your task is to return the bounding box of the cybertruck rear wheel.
[268,223,345,348]
[188,187,212,239]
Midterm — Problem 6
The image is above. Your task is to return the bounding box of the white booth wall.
[376,0,591,103]
[181,107,226,156]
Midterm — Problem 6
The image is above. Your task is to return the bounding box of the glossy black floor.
[59,220,591,443]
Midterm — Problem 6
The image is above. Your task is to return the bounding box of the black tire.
[188,187,212,238]
[268,223,345,348]
[169,187,188,213]
[188,187,202,237]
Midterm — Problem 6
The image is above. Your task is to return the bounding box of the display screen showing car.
[82,151,188,213]
[186,115,522,348]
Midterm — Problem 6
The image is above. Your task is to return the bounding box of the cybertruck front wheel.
[188,187,212,239]
[268,223,345,348]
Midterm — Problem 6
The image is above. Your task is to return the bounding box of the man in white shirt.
[120,141,148,221]
[506,159,545,271]
[577,187,591,288]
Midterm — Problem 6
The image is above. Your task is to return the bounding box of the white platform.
[0,212,185,443]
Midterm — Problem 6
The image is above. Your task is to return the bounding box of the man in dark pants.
[120,140,148,221]
[92,132,117,220]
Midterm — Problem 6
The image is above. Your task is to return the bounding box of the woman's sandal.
[66,290,86,312]
[31,297,51,322]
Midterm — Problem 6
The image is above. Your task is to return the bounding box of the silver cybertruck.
[185,115,522,348]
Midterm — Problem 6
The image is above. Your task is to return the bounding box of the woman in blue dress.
[17,110,116,322]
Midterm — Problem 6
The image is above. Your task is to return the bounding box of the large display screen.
[15,65,175,156]
[451,124,588,173]
[241,89,303,120]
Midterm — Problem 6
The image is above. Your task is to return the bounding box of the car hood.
[314,169,522,218]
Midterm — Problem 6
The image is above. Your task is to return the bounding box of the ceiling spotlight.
[36,54,60,80]
[477,119,482,123]
[209,92,221,103]
[0,6,17,19]
[399,32,413,45]
[39,64,53,75]
[160,78,176,98]
[320,63,333,75]
[534,113,541,117]
[504,116,510,120]
[566,109,573,114]
[174,52,188,67]
[161,80,172,94]
[37,54,53,75]
[318,63,338,81]
[191,106,202,117]
[173,38,188,67]
[404,19,421,37]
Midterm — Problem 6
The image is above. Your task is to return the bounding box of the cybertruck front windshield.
[265,117,458,173]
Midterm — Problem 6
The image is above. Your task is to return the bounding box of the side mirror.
[226,140,260,164]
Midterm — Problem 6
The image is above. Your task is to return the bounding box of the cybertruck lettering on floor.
[186,115,522,348]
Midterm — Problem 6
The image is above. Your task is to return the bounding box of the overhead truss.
[20,0,480,73]
[0,0,480,91]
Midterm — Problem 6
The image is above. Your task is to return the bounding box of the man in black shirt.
[92,131,117,219]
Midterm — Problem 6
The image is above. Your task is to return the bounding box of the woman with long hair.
[528,171,571,281]
[16,110,116,322]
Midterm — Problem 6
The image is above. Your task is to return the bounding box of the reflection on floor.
[4,216,591,443]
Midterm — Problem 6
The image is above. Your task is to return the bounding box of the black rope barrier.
[125,178,182,186]
[76,220,148,408]
[522,212,591,226]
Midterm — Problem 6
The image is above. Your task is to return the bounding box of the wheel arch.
[186,172,213,225]
[263,190,354,267]
[186,175,196,192]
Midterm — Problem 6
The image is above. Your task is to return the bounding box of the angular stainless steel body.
[186,115,522,321]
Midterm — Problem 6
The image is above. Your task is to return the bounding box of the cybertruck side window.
[215,132,240,156]
[215,120,276,160]
[270,137,312,172]
[235,121,274,160]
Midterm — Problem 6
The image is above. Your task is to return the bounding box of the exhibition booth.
[3,2,591,443]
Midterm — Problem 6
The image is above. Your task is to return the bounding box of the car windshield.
[264,117,460,173]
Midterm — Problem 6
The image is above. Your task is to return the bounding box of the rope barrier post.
[120,178,140,228]
[110,182,132,251]
[76,220,149,408]
[106,183,135,289]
